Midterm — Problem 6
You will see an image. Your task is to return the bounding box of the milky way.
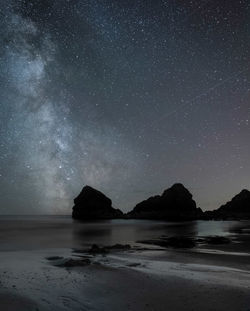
[0,0,249,214]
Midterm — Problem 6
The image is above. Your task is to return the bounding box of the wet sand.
[0,247,250,311]
[1,218,250,310]
[0,291,38,311]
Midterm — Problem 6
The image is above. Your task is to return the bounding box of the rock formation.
[72,186,123,220]
[127,183,202,220]
[204,189,250,220]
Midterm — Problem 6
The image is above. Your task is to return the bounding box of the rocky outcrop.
[72,186,123,220]
[204,189,250,220]
[127,183,202,220]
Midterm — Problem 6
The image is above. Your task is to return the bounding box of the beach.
[0,217,250,311]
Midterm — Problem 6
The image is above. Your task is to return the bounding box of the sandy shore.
[0,291,38,311]
[1,247,250,311]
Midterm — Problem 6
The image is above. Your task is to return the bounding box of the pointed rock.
[204,189,250,220]
[128,183,202,220]
[72,186,123,220]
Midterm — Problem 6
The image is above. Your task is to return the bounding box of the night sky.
[0,0,249,214]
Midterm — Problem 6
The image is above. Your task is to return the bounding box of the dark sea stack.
[204,189,250,220]
[72,186,123,220]
[128,183,202,220]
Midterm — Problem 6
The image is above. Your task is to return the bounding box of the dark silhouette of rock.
[128,183,202,220]
[204,236,231,244]
[87,243,132,255]
[138,235,231,249]
[46,256,64,261]
[137,236,196,248]
[204,189,250,220]
[72,185,123,220]
[88,244,109,255]
[57,258,91,267]
[46,256,91,267]
[107,244,131,250]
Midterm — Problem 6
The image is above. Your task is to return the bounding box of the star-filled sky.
[0,0,249,214]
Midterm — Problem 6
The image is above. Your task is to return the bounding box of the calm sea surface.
[0,216,249,252]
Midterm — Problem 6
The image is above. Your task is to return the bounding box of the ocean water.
[0,216,249,252]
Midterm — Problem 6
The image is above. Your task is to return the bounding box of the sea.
[0,216,250,253]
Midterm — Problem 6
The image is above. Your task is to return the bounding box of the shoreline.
[0,218,250,310]
[1,246,250,311]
